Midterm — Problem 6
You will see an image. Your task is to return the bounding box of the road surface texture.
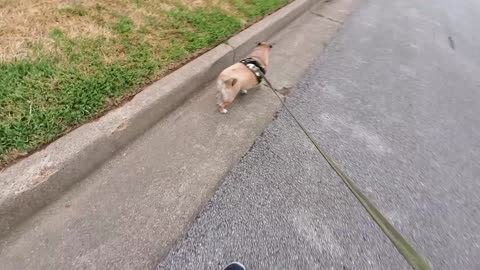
[159,0,480,269]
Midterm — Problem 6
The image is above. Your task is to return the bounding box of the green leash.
[261,75,431,270]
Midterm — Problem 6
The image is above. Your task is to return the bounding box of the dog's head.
[257,42,273,49]
[251,42,273,66]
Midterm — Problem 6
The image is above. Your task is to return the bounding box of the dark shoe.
[223,262,246,270]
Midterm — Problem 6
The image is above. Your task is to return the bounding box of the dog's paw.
[240,89,248,95]
[220,108,228,114]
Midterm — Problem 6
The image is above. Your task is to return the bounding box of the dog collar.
[240,57,266,83]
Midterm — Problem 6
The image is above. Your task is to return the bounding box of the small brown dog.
[217,42,273,113]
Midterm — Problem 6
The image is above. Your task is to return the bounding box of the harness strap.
[240,57,266,83]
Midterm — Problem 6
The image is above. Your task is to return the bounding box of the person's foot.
[223,262,246,270]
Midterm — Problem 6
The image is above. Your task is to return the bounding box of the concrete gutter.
[0,0,323,237]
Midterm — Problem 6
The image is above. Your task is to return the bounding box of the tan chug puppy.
[217,42,273,113]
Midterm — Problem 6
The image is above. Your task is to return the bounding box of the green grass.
[231,0,290,18]
[0,0,289,167]
[60,5,89,17]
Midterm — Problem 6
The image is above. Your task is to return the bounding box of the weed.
[61,5,89,17]
[112,16,134,34]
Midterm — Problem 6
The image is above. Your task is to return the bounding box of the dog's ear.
[257,42,273,48]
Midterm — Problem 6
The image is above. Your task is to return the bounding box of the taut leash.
[260,73,430,270]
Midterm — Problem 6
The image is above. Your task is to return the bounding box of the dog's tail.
[216,78,238,105]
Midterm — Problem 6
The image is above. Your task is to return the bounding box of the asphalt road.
[159,0,480,269]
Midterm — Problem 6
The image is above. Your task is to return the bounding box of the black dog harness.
[240,57,266,83]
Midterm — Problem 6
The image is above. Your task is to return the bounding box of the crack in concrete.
[310,11,343,24]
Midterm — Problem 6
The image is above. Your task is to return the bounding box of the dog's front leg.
[240,84,261,95]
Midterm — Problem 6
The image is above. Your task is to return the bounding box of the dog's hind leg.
[218,93,234,114]
[216,78,238,113]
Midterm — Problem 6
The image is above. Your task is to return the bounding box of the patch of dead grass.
[1,0,224,62]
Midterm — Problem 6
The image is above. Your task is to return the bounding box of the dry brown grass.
[0,0,240,62]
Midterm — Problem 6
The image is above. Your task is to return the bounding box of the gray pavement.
[159,0,480,269]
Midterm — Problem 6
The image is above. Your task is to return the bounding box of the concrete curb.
[0,0,321,236]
